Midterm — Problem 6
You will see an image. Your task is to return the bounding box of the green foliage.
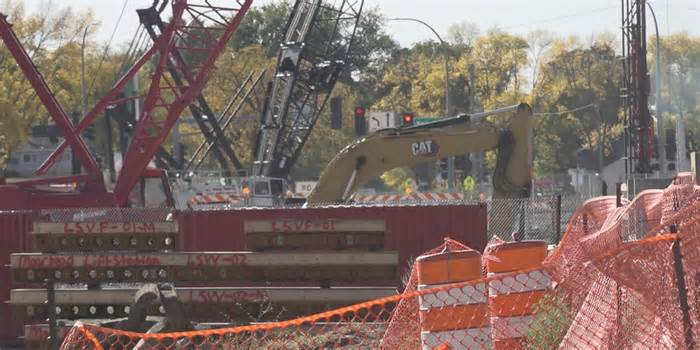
[0,1,97,171]
[344,7,399,82]
[200,44,275,169]
[523,292,573,350]
[463,30,529,110]
[230,1,290,57]
[291,83,361,180]
[531,35,623,175]
[2,0,699,190]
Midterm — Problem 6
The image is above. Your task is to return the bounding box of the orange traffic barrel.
[417,248,491,349]
[485,240,551,349]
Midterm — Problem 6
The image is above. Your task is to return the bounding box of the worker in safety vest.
[242,186,251,206]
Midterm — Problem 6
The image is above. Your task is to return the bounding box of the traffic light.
[354,107,366,136]
[330,97,342,129]
[402,112,414,127]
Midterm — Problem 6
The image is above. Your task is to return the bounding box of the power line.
[88,0,129,93]
[501,6,616,30]
[534,104,597,116]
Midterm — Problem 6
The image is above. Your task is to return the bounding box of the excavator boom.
[307,103,532,204]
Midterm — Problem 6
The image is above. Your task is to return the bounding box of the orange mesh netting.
[61,173,700,349]
[380,238,472,349]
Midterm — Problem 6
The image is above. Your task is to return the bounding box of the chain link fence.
[486,195,589,244]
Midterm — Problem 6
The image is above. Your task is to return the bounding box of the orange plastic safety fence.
[381,238,471,349]
[59,173,700,349]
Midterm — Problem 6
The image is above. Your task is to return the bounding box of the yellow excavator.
[306,103,533,235]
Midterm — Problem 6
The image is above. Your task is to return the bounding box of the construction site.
[0,0,699,348]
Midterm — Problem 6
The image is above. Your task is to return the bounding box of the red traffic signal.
[402,112,414,126]
[354,107,367,136]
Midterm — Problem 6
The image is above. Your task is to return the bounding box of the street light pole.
[389,17,455,189]
[80,23,98,121]
[390,18,450,117]
[81,25,91,121]
[646,2,664,174]
[73,23,97,175]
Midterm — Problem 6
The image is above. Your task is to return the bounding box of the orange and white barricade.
[417,249,491,349]
[484,240,551,349]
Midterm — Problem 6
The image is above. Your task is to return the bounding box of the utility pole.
[80,22,97,176]
[467,64,483,196]
[81,23,97,128]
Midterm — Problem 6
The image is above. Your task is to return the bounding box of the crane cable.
[88,0,130,93]
[118,24,149,78]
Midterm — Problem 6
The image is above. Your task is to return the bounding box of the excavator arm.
[307,103,532,204]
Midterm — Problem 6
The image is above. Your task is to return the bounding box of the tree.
[220,3,400,175]
[343,7,400,85]
[194,44,276,169]
[291,82,361,180]
[531,35,623,175]
[230,1,290,57]
[0,1,97,172]
[355,29,531,190]
[448,20,479,47]
[649,33,700,154]
[458,30,529,111]
[526,30,555,94]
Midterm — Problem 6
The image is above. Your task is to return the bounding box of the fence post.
[515,199,525,241]
[672,236,695,350]
[615,183,623,207]
[553,194,562,243]
[614,182,623,346]
[46,277,58,350]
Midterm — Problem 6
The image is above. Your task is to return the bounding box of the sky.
[18,0,700,48]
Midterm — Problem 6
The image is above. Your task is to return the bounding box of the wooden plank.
[10,251,399,268]
[32,222,178,235]
[10,287,397,305]
[244,219,385,233]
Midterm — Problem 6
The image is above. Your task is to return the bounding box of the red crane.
[0,0,253,209]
